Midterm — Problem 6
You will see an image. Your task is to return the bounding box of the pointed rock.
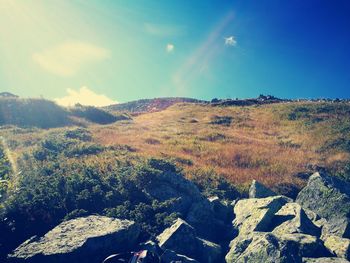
[271,203,321,237]
[233,196,290,235]
[157,218,221,263]
[296,172,350,238]
[249,180,277,198]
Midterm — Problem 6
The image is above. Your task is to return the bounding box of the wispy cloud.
[225,36,237,46]
[172,12,235,94]
[166,43,175,53]
[55,87,117,107]
[144,23,186,37]
[33,41,110,76]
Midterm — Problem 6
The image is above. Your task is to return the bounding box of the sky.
[1,0,350,106]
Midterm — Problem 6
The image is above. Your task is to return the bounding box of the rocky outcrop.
[233,196,290,234]
[157,218,222,263]
[271,203,321,236]
[296,172,350,238]
[249,180,277,198]
[226,174,350,263]
[8,216,140,263]
[142,169,232,241]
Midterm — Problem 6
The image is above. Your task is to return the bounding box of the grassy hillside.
[94,102,350,192]
[1,100,350,257]
[0,97,129,128]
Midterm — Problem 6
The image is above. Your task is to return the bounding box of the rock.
[157,218,222,263]
[233,196,290,235]
[249,180,277,198]
[296,172,350,238]
[160,249,199,263]
[186,199,231,242]
[271,203,321,237]
[208,196,234,223]
[302,258,350,262]
[324,236,350,260]
[225,232,301,263]
[321,218,350,239]
[276,233,330,258]
[8,216,140,263]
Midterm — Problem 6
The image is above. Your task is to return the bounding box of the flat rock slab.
[8,216,140,263]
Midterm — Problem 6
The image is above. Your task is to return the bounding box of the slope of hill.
[95,101,350,193]
[105,97,206,114]
[1,98,350,260]
[0,97,129,128]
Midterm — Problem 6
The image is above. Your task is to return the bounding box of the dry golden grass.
[92,102,348,189]
[4,101,350,192]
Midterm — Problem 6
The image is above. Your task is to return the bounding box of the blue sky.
[1,0,350,105]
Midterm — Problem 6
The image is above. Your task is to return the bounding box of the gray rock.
[302,258,350,262]
[225,232,301,263]
[296,172,350,238]
[233,196,290,235]
[321,218,350,239]
[8,216,140,263]
[324,235,350,260]
[249,180,277,198]
[186,199,230,242]
[271,203,321,237]
[276,233,330,258]
[208,196,234,223]
[157,218,222,263]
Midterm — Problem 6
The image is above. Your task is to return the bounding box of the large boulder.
[8,216,140,263]
[233,196,290,235]
[296,172,350,238]
[225,232,301,263]
[157,218,222,263]
[271,203,321,237]
[249,180,277,198]
[324,236,350,260]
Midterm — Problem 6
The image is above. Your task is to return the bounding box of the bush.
[210,115,232,126]
[70,105,128,125]
[64,128,92,141]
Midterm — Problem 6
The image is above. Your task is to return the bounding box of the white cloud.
[166,43,175,53]
[55,87,117,107]
[144,23,185,37]
[224,36,237,46]
[33,41,110,76]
